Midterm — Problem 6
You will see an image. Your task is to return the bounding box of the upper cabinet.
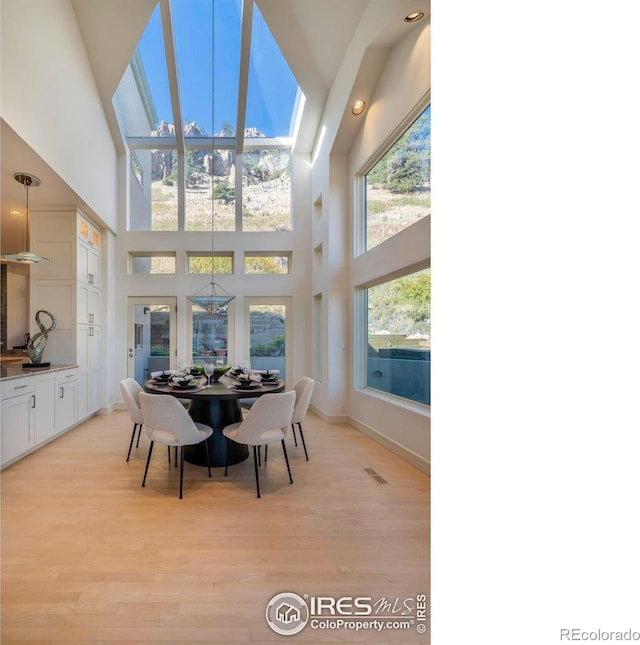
[78,215,101,250]
[77,215,101,289]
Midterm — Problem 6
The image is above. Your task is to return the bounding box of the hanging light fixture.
[1,173,51,264]
[187,0,234,314]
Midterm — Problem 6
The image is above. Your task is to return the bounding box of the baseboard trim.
[349,416,430,476]
[309,405,349,424]
[309,405,430,476]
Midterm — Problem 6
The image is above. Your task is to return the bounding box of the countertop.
[0,364,78,382]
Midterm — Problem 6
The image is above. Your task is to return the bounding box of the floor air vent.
[364,467,388,484]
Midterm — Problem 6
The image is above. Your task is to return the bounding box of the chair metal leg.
[282,439,293,484]
[264,444,268,463]
[291,423,298,446]
[142,441,154,487]
[204,439,212,477]
[136,423,143,448]
[257,445,261,466]
[174,446,178,468]
[298,422,309,461]
[167,446,171,463]
[224,437,231,476]
[253,445,261,498]
[179,446,185,499]
[127,423,138,462]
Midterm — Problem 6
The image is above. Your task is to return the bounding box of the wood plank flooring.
[1,410,429,643]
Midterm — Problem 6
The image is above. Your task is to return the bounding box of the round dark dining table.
[143,374,285,467]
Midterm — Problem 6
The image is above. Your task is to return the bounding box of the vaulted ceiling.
[1,0,429,250]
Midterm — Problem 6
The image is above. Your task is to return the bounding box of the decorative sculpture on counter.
[25,310,56,368]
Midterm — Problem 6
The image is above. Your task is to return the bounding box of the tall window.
[241,149,291,232]
[191,305,229,364]
[150,148,178,231]
[364,105,430,251]
[186,149,237,232]
[365,268,430,406]
[244,298,291,383]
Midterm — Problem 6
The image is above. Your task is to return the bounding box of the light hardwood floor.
[1,410,429,644]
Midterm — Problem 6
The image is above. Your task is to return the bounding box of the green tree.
[389,271,431,323]
[213,180,235,204]
[367,106,430,192]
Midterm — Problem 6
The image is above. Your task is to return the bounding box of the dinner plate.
[232,381,260,389]
[153,375,173,383]
[170,383,199,390]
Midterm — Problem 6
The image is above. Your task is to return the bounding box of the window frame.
[355,101,431,258]
[357,267,430,409]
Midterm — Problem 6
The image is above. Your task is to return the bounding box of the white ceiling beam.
[159,0,184,154]
[235,0,254,155]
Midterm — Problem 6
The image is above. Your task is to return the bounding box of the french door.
[127,297,177,385]
[243,297,292,385]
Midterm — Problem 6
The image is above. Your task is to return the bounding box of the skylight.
[113,0,300,144]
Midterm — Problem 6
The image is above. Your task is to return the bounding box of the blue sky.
[137,0,298,137]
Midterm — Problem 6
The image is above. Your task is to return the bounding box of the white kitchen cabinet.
[77,239,101,289]
[34,371,57,444]
[78,215,101,249]
[1,377,36,467]
[29,210,103,419]
[77,283,101,326]
[77,326,101,418]
[2,369,80,468]
[56,369,78,432]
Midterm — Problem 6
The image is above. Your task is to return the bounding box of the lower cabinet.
[1,390,36,467]
[56,370,78,431]
[34,371,57,445]
[2,368,79,468]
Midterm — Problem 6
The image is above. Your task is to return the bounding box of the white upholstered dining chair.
[120,378,145,462]
[139,393,213,499]
[222,390,295,498]
[120,378,191,464]
[289,376,314,461]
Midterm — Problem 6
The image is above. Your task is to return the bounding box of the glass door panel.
[127,297,176,386]
[245,299,291,383]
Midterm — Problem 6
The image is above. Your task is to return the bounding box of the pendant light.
[1,173,51,264]
[187,0,234,314]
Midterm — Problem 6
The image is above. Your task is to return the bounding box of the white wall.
[348,23,430,471]
[0,0,118,231]
[311,18,431,471]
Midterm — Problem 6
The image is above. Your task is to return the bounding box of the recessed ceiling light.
[352,100,366,116]
[404,11,425,23]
